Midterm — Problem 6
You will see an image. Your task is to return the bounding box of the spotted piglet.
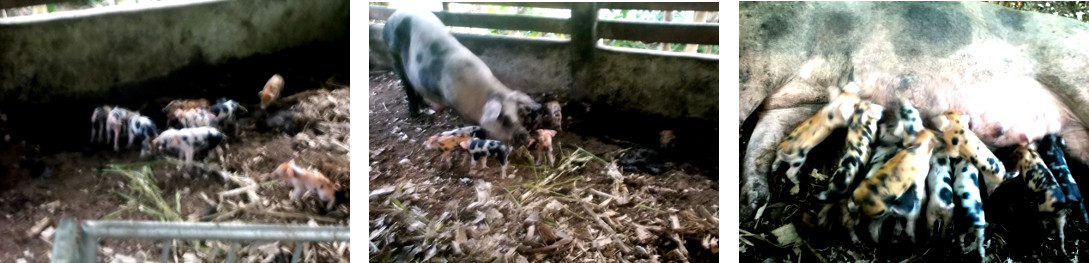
[440,125,485,139]
[423,134,472,168]
[1036,134,1088,223]
[925,153,955,239]
[819,100,884,201]
[176,108,216,128]
[128,116,158,157]
[460,138,513,177]
[210,98,247,135]
[153,127,226,173]
[106,107,139,151]
[952,158,987,260]
[1012,141,1070,254]
[776,83,863,195]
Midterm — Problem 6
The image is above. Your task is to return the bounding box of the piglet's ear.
[837,101,855,122]
[869,104,885,119]
[827,86,841,100]
[959,114,971,128]
[935,114,950,130]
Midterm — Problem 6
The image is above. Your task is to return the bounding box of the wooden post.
[569,2,597,102]
[684,11,708,53]
[660,10,673,51]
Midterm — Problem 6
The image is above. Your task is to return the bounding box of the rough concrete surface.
[0,0,349,103]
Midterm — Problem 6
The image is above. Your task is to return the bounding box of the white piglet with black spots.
[153,127,226,171]
[210,98,247,134]
[953,158,987,260]
[106,107,139,151]
[460,138,513,177]
[128,116,158,157]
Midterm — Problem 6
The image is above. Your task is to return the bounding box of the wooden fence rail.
[1,0,73,9]
[369,3,719,46]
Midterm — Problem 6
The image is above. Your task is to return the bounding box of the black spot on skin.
[987,157,996,165]
[840,156,859,167]
[798,150,806,158]
[952,137,959,145]
[759,14,792,44]
[181,136,188,142]
[833,174,848,190]
[962,192,970,199]
[868,183,879,193]
[891,184,919,212]
[892,2,972,58]
[944,176,952,184]
[939,188,953,203]
[416,43,449,93]
[969,172,977,183]
[391,16,415,59]
[828,112,834,120]
[962,166,969,172]
[897,73,916,92]
[792,162,802,167]
[937,158,948,166]
[997,7,1025,31]
[855,108,864,115]
[994,127,1005,137]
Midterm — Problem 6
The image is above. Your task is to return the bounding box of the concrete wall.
[0,0,348,152]
[0,0,349,103]
[368,23,719,123]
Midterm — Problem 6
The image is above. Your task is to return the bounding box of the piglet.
[424,134,472,168]
[775,83,862,195]
[660,130,676,149]
[925,153,955,239]
[1012,141,1070,255]
[163,99,210,128]
[90,105,112,144]
[460,138,513,177]
[106,107,138,151]
[210,98,247,135]
[177,108,216,128]
[272,160,340,210]
[440,125,485,139]
[153,127,225,171]
[259,74,285,110]
[852,129,939,218]
[952,158,987,260]
[1036,134,1088,223]
[527,129,558,166]
[128,116,158,157]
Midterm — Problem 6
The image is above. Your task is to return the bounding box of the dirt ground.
[368,71,719,262]
[0,81,351,262]
[740,128,1089,263]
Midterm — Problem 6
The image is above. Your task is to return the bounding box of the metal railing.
[51,217,350,263]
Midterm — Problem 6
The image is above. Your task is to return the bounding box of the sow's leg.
[741,106,819,225]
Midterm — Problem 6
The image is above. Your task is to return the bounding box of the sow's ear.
[509,91,540,109]
[481,98,503,125]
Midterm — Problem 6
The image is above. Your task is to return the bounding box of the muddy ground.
[0,80,351,262]
[740,128,1089,263]
[368,71,719,262]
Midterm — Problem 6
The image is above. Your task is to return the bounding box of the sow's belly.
[859,75,1069,149]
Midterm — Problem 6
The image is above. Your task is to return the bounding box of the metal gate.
[51,217,350,263]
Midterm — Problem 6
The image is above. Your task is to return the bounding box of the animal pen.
[369,2,719,262]
[0,0,349,261]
